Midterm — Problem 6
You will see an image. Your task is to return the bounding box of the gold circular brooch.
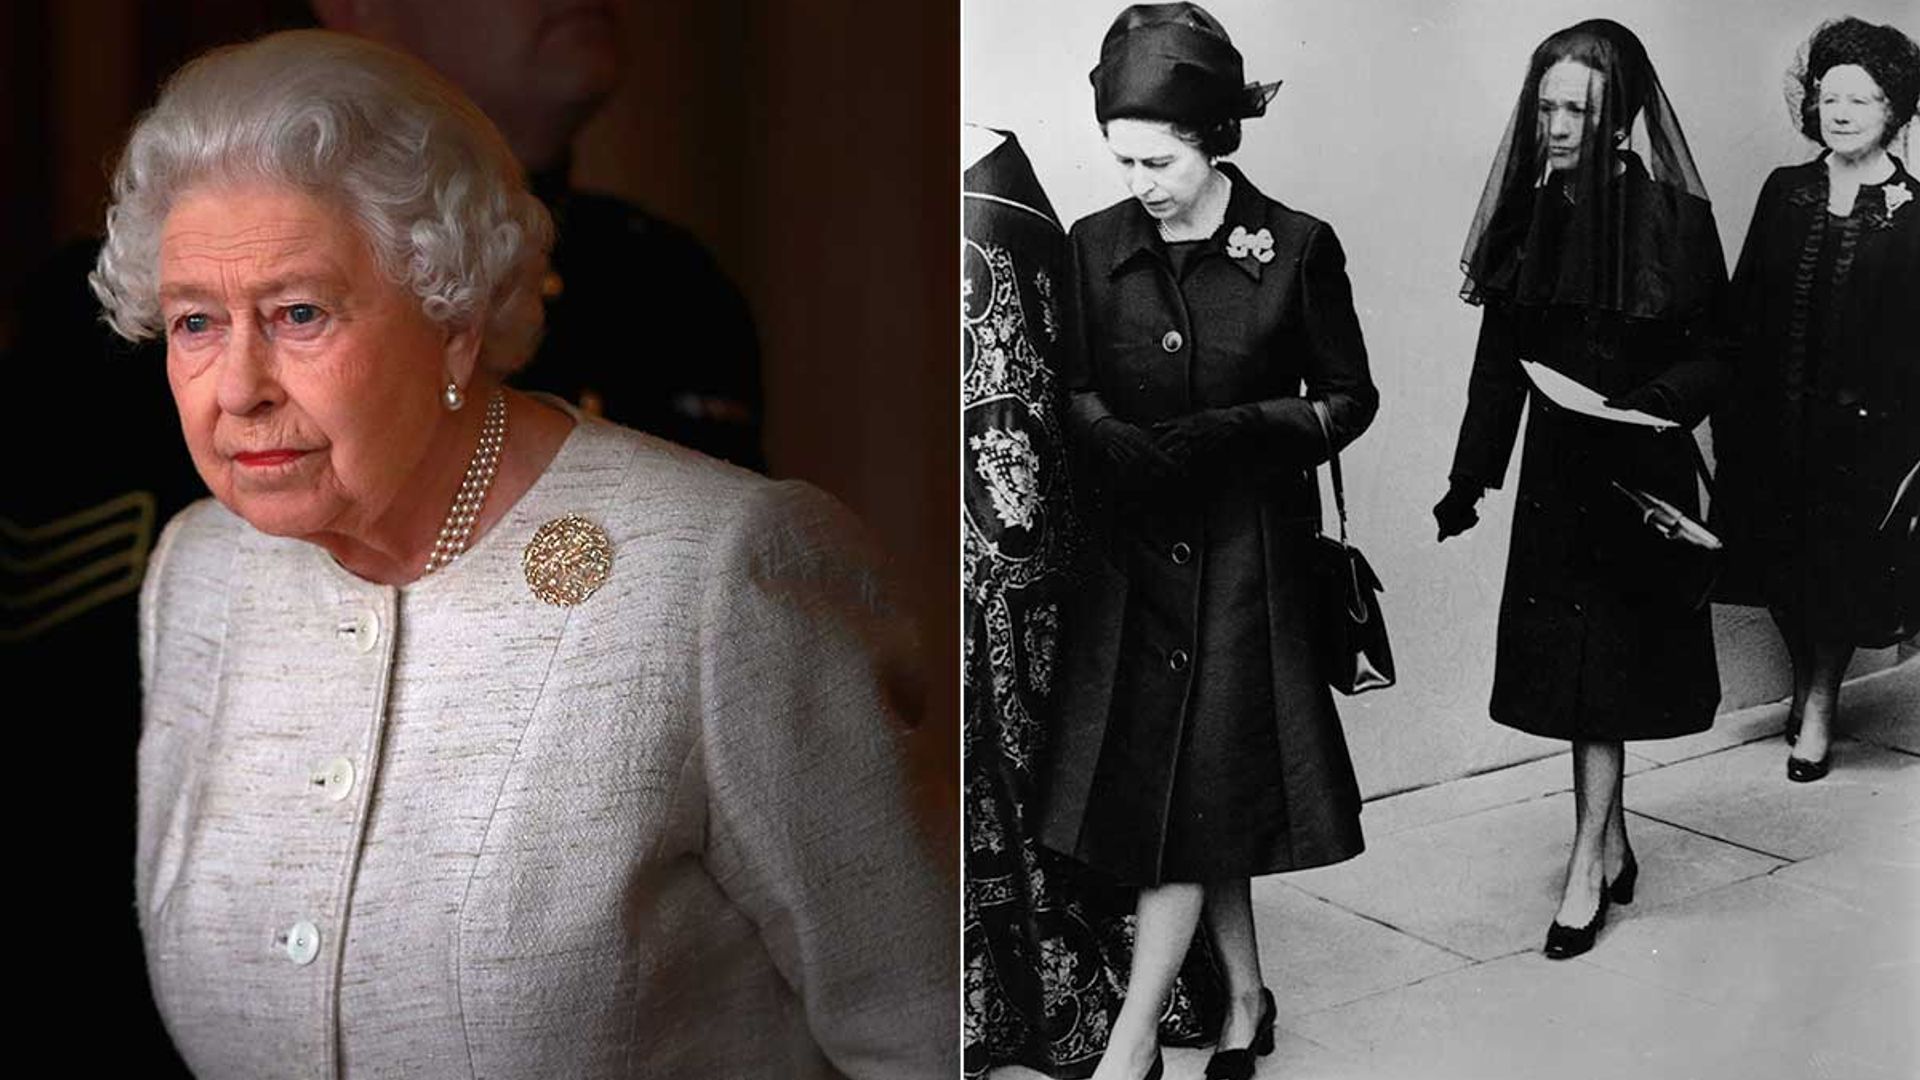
[522,514,613,606]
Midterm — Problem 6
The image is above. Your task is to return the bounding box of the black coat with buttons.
[1449,283,1731,739]
[1040,165,1376,885]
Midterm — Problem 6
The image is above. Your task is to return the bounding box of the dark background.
[1,0,958,836]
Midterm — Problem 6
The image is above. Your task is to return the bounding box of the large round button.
[1168,648,1191,672]
[1161,330,1183,353]
[283,921,321,966]
[1170,542,1192,565]
[313,757,355,802]
[339,606,379,654]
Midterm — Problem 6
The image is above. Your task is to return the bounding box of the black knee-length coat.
[1040,165,1377,886]
[1450,296,1731,740]
[1710,157,1920,643]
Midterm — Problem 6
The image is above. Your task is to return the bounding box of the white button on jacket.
[283,921,320,966]
[313,757,355,802]
[338,605,379,654]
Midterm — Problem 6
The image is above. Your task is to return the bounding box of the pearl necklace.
[423,388,507,576]
[1156,171,1231,242]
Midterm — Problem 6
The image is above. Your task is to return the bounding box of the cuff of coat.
[1448,469,1497,493]
[1066,390,1116,433]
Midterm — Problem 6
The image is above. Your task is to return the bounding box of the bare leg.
[1791,636,1854,764]
[1771,607,1814,740]
[1091,882,1204,1080]
[1201,878,1266,1049]
[1555,740,1623,927]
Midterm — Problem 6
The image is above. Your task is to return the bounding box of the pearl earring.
[443,380,465,411]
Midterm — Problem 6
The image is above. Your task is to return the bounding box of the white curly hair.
[89,29,554,373]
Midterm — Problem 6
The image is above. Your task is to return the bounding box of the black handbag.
[1308,400,1395,695]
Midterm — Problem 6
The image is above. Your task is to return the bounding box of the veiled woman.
[1712,17,1920,782]
[94,30,951,1077]
[1041,6,1379,1078]
[1435,19,1731,959]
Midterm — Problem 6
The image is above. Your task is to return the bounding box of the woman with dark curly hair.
[1712,17,1920,783]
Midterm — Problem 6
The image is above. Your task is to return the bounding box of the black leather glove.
[1091,417,1179,490]
[1151,406,1258,470]
[1604,384,1678,421]
[1433,480,1484,542]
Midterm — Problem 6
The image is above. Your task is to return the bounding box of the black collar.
[1786,151,1914,209]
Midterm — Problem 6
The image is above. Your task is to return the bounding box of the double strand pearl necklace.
[1156,170,1232,243]
[422,388,507,576]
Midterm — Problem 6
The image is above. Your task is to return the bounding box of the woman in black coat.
[1435,20,1731,960]
[1039,6,1377,1079]
[963,125,1223,1080]
[1712,18,1920,783]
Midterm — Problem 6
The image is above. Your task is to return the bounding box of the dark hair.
[1098,115,1242,159]
[1792,18,1920,147]
[1177,117,1242,159]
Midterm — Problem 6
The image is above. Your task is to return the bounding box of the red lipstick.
[234,450,309,467]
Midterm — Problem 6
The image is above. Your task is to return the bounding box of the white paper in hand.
[1520,360,1679,429]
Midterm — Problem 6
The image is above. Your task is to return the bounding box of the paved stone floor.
[994,660,1919,1080]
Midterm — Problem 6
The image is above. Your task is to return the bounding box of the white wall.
[963,0,1918,797]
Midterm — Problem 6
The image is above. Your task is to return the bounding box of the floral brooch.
[1885,182,1913,217]
[1225,225,1275,263]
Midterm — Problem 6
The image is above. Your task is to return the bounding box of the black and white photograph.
[965,2,1918,1078]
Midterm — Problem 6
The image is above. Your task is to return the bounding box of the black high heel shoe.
[1786,751,1831,783]
[1543,891,1610,960]
[1607,846,1639,906]
[1203,988,1276,1080]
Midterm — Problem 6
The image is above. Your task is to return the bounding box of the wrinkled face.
[1105,117,1216,223]
[158,182,466,543]
[1537,60,1602,172]
[1817,64,1891,158]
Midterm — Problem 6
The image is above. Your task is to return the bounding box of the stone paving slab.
[1282,793,1783,961]
[1248,878,1472,1020]
[1285,951,1818,1080]
[1627,737,1920,862]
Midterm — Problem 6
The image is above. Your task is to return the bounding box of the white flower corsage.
[1884,182,1913,217]
[1225,225,1275,263]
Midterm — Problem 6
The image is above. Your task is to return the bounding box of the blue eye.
[181,313,210,334]
[286,304,320,325]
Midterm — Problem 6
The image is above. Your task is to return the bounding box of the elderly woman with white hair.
[95,30,952,1078]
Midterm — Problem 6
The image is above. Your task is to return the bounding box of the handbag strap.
[1309,399,1349,546]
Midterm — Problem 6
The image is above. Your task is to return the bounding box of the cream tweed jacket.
[137,418,955,1078]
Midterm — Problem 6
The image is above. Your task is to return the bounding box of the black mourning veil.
[1461,19,1723,320]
